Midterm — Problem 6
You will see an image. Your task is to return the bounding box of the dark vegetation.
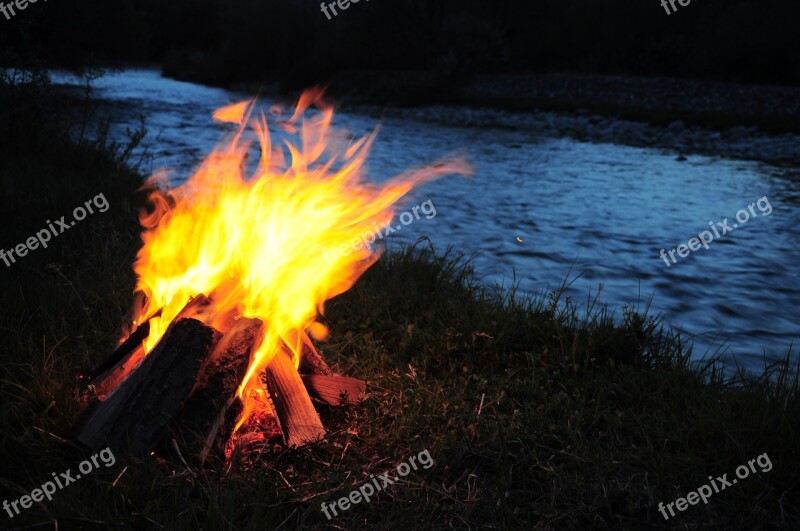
[2,0,799,88]
[5,1,799,133]
[0,73,798,529]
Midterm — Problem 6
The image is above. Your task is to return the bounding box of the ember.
[72,90,469,461]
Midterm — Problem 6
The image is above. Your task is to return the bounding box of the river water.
[54,70,800,372]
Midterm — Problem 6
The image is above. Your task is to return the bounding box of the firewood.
[88,295,210,397]
[298,331,333,376]
[262,347,326,447]
[89,345,146,399]
[87,319,151,383]
[301,374,366,406]
[170,318,261,463]
[72,317,220,457]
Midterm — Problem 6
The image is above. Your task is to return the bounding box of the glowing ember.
[124,90,469,430]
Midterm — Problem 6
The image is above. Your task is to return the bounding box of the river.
[53,69,800,372]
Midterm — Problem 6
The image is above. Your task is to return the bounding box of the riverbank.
[1,75,799,528]
[337,71,800,166]
[223,69,800,165]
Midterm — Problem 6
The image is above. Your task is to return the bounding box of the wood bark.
[72,318,220,457]
[298,331,333,376]
[88,295,210,398]
[170,319,261,463]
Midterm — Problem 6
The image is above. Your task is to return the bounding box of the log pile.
[72,295,365,462]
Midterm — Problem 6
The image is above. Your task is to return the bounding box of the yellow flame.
[128,91,470,429]
[212,100,251,125]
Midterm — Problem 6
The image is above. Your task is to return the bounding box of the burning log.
[86,319,151,383]
[298,331,334,376]
[88,295,210,398]
[72,317,220,457]
[75,312,363,459]
[170,319,261,462]
[262,347,326,447]
[74,300,362,460]
[87,339,147,399]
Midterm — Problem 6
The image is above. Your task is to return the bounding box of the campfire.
[72,90,469,463]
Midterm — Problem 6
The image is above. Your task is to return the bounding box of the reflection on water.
[53,70,800,371]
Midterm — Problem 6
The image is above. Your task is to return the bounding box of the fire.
[126,90,469,430]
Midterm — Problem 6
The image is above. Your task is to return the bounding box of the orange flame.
[128,91,470,429]
[212,100,251,124]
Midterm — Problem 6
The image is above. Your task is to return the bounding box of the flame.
[127,90,469,429]
[212,100,251,124]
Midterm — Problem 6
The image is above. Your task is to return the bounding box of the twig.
[112,465,129,487]
[278,470,299,494]
[32,425,68,443]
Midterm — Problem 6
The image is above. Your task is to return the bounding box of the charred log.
[170,319,261,463]
[86,319,151,383]
[72,317,220,457]
[87,295,210,398]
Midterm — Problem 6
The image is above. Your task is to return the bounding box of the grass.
[0,77,798,530]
